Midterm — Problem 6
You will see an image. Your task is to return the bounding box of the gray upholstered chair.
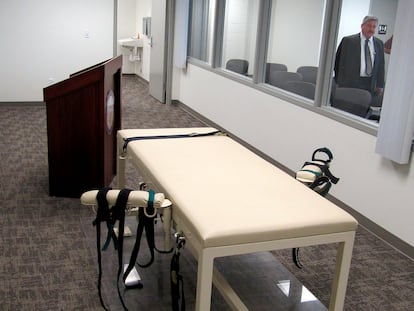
[297,66,318,84]
[331,87,372,117]
[225,59,249,75]
[265,63,288,82]
[284,81,316,99]
[268,71,303,90]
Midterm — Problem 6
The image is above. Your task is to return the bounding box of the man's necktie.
[365,39,372,76]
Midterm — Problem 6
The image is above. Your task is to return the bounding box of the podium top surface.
[43,56,122,101]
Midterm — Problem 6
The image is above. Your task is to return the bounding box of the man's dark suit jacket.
[334,33,385,92]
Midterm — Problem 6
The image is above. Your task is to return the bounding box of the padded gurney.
[117,127,358,311]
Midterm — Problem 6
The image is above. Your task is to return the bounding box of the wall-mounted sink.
[118,38,143,48]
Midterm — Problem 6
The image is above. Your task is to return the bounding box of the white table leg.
[162,205,172,251]
[117,144,126,188]
[196,249,214,311]
[212,267,248,311]
[329,231,355,310]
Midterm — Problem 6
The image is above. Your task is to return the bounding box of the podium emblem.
[106,90,115,133]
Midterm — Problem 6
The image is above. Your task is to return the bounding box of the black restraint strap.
[171,251,185,311]
[293,148,338,269]
[122,130,221,154]
[310,147,339,183]
[292,247,303,269]
[93,187,112,311]
[309,176,332,197]
[292,177,331,268]
[302,161,340,184]
[114,189,132,311]
[94,188,175,309]
[312,147,333,162]
[93,188,132,311]
[123,190,157,287]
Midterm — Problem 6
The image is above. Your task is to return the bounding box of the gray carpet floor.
[0,74,412,310]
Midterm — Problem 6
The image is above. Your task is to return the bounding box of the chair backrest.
[226,59,249,75]
[265,63,288,82]
[284,81,316,99]
[297,66,318,84]
[331,87,372,117]
[268,71,302,89]
[331,78,337,99]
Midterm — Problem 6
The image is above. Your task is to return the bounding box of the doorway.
[116,0,174,104]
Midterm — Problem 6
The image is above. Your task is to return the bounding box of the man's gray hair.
[362,15,378,24]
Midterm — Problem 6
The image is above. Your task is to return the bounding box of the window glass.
[221,0,259,77]
[188,0,216,64]
[265,0,326,100]
[331,0,398,121]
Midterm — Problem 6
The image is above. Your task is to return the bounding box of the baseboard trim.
[327,195,414,260]
[0,101,45,107]
[173,99,414,261]
[122,73,149,84]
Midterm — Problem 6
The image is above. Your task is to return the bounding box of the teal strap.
[300,169,322,177]
[147,189,155,215]
[102,223,117,251]
[148,189,155,209]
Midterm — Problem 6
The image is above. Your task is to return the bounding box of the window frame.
[186,0,380,136]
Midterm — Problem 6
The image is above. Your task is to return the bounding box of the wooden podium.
[43,56,122,198]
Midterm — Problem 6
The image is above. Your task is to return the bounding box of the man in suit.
[334,15,385,107]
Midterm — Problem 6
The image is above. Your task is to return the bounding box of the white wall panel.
[118,0,137,74]
[136,0,152,80]
[0,0,114,102]
[337,0,370,45]
[268,0,325,71]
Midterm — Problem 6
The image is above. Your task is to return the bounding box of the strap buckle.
[174,232,186,254]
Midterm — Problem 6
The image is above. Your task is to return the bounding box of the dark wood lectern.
[43,56,122,198]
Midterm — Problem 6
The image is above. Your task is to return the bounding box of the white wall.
[370,0,399,77]
[0,0,153,102]
[370,0,398,43]
[117,0,137,74]
[223,0,259,75]
[337,0,371,44]
[117,0,151,80]
[175,64,414,247]
[135,0,152,81]
[0,0,114,102]
[268,0,325,71]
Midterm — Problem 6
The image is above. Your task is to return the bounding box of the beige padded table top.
[117,127,358,310]
[119,127,357,248]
